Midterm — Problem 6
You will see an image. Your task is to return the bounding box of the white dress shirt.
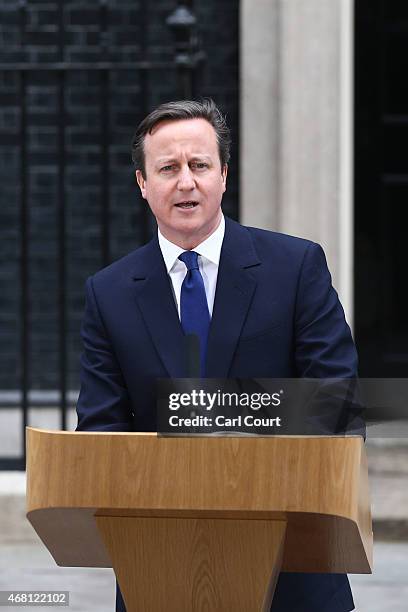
[157,215,225,319]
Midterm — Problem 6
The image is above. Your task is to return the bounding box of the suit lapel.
[206,218,260,378]
[130,218,260,379]
[131,238,186,377]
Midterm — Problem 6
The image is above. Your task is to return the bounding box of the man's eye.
[192,162,208,169]
[161,165,175,172]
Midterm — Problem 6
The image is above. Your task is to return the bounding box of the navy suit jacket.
[77,216,356,612]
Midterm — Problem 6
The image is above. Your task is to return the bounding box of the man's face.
[136,118,227,249]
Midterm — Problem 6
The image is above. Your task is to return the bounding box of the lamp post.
[166,2,205,99]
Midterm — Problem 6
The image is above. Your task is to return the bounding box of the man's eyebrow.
[155,158,178,165]
[154,155,212,166]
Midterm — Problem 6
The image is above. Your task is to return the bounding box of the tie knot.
[178,250,199,271]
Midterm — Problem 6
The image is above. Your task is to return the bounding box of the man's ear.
[221,164,228,192]
[135,169,147,199]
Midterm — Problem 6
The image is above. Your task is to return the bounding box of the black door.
[355,0,408,376]
[0,0,239,468]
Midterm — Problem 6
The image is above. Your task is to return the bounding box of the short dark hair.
[131,98,231,178]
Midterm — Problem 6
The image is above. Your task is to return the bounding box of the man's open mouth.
[175,201,199,209]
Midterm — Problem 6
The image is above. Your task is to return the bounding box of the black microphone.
[184,334,201,378]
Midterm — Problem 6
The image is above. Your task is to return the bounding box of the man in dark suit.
[76,99,357,611]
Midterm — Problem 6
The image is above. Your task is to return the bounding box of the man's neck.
[158,215,223,251]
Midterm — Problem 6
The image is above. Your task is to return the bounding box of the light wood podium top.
[26,429,372,573]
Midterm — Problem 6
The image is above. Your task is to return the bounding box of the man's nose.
[177,166,195,190]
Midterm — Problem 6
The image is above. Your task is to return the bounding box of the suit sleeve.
[294,242,358,378]
[76,276,133,432]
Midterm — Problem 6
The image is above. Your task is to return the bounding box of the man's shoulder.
[89,219,323,288]
[227,217,318,259]
[246,224,313,248]
[89,238,158,288]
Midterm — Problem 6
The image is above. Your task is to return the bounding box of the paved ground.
[0,540,407,611]
[349,542,408,612]
[0,542,114,611]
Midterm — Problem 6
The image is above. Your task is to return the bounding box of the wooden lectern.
[26,429,372,611]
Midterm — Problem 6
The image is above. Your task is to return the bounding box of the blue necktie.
[178,251,210,377]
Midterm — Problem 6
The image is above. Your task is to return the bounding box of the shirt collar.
[158,214,225,273]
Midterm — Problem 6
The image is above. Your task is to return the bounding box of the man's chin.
[172,212,204,231]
